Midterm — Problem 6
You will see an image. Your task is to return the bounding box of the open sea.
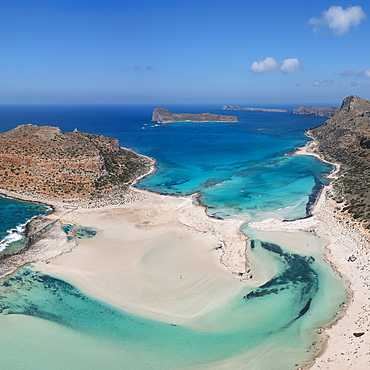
[0,105,347,369]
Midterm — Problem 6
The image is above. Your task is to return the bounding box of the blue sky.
[1,0,370,105]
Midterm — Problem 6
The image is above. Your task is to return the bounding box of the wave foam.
[0,214,41,253]
[0,224,26,252]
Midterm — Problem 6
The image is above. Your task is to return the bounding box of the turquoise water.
[0,249,346,370]
[0,195,50,252]
[62,225,97,242]
[0,105,348,369]
[134,112,332,220]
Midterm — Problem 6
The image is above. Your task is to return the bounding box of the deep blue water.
[0,105,347,369]
[0,104,331,220]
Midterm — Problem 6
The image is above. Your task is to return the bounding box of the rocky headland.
[291,95,370,369]
[152,108,237,123]
[0,124,153,203]
[291,106,340,118]
[222,105,286,112]
[307,95,370,229]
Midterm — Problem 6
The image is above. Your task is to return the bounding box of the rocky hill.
[291,106,340,118]
[152,108,237,123]
[307,95,370,227]
[222,105,286,112]
[0,125,152,199]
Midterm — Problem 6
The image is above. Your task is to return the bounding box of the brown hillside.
[0,124,151,198]
[308,95,370,227]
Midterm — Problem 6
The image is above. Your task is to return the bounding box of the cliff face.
[309,96,370,153]
[291,106,340,117]
[152,108,175,123]
[308,95,370,226]
[0,125,151,198]
[152,108,237,123]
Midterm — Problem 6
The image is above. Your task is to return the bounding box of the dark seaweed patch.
[305,178,323,216]
[0,269,132,335]
[243,241,318,321]
[297,298,312,319]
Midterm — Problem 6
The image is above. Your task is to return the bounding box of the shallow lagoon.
[0,105,347,369]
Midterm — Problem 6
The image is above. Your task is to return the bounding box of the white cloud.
[361,83,370,88]
[309,5,367,36]
[359,69,370,77]
[250,57,279,73]
[280,58,303,74]
[340,69,355,77]
[351,81,359,87]
[313,80,334,87]
[250,57,302,74]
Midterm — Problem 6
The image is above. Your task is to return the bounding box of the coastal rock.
[307,95,370,227]
[152,108,237,123]
[0,124,152,199]
[152,108,175,123]
[291,106,340,118]
[222,105,286,113]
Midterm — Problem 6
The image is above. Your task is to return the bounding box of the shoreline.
[30,190,251,326]
[252,138,370,369]
[0,151,157,279]
[1,139,368,368]
[0,150,251,281]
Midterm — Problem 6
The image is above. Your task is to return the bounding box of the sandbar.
[32,190,252,328]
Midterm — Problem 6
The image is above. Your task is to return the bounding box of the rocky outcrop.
[152,108,175,123]
[307,95,370,227]
[291,106,340,117]
[222,105,286,112]
[152,108,237,123]
[0,125,152,198]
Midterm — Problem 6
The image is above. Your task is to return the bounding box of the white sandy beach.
[32,190,254,328]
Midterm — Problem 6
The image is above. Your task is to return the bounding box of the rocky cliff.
[291,106,340,117]
[152,108,237,123]
[222,105,286,112]
[308,95,370,227]
[0,125,151,198]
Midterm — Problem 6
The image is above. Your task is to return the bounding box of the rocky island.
[222,105,286,112]
[0,124,152,201]
[291,105,340,117]
[152,108,237,123]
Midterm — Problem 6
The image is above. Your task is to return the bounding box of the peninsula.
[291,105,340,118]
[0,124,248,286]
[0,124,152,202]
[222,105,286,112]
[152,108,237,123]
